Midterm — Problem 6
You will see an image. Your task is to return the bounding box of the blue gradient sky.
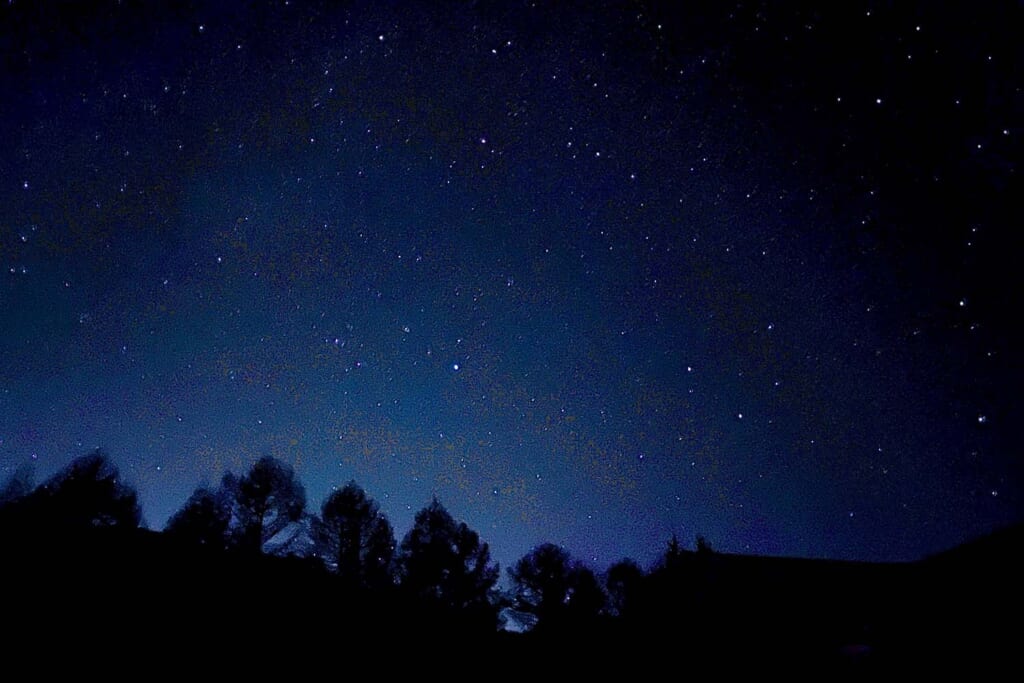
[1,1,1019,571]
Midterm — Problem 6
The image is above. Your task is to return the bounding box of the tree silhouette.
[509,542,606,629]
[567,563,606,621]
[165,486,232,548]
[509,543,573,623]
[606,557,644,618]
[399,498,499,615]
[26,450,140,529]
[312,480,395,590]
[696,534,714,554]
[231,456,306,553]
[664,533,684,569]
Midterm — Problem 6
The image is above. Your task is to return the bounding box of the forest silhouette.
[0,450,1019,671]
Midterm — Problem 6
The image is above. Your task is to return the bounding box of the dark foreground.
[2,521,1019,675]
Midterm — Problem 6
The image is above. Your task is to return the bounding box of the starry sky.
[1,1,1020,570]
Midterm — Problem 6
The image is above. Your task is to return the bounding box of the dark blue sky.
[1,1,1019,571]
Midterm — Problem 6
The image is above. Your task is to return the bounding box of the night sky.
[1,1,1020,571]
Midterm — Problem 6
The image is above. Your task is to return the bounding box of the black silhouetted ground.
[2,513,1019,674]
[1,452,1018,673]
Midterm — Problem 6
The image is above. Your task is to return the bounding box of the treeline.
[3,448,1016,669]
[0,449,685,635]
